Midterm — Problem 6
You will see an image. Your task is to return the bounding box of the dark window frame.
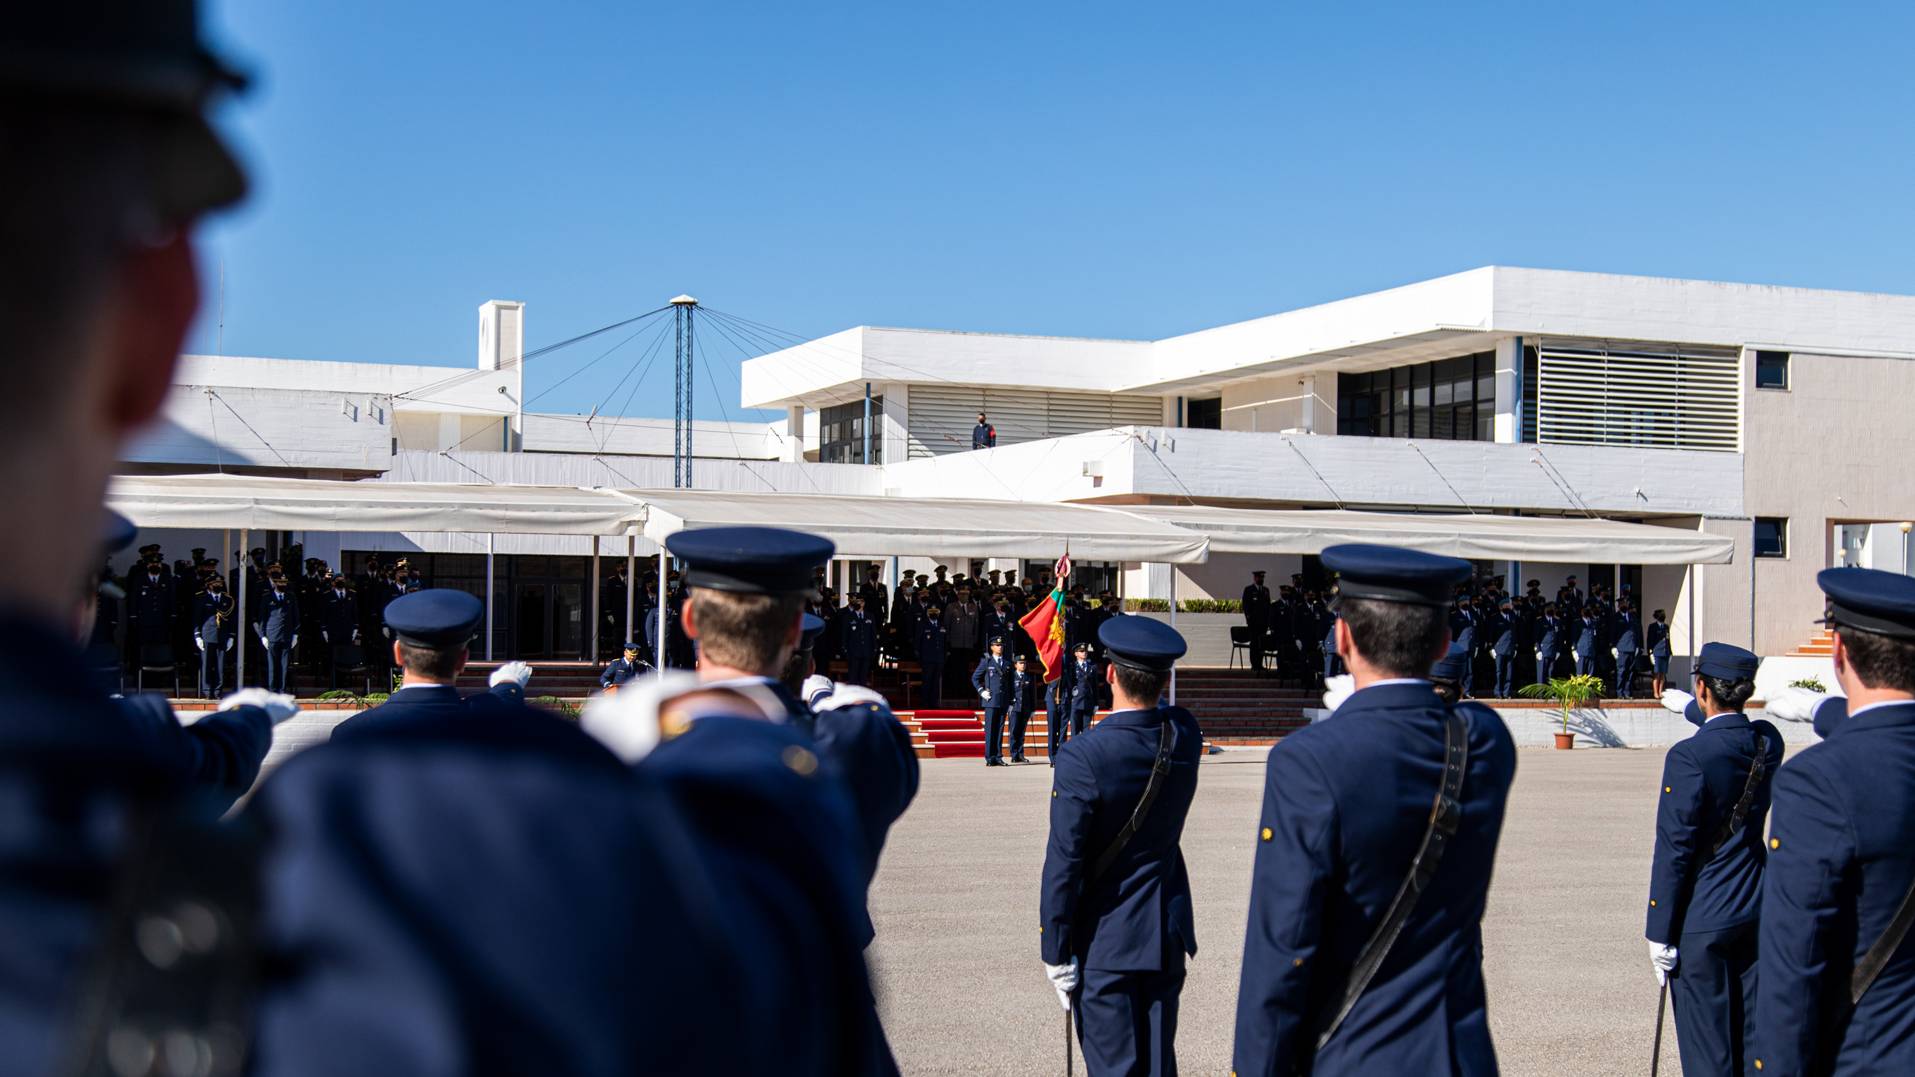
[1754,350,1790,391]
[1753,517,1789,558]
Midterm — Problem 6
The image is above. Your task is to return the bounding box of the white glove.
[580,670,703,764]
[225,637,235,652]
[1765,686,1828,724]
[814,683,890,712]
[321,631,329,643]
[980,689,992,701]
[194,637,205,652]
[290,635,299,650]
[800,673,835,706]
[219,687,299,726]
[258,634,270,648]
[1648,941,1678,985]
[1659,689,1695,715]
[1044,958,1079,1012]
[1321,673,1356,713]
[490,660,533,689]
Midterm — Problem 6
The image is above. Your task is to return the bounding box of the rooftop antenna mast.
[671,294,698,488]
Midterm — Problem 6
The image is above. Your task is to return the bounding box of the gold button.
[1664,786,1672,793]
[1052,790,1058,798]
[782,746,818,776]
[1260,827,1274,842]
[1038,926,1044,934]
[1770,838,1780,849]
[1754,1061,1763,1071]
[1650,899,1657,907]
[1292,957,1303,967]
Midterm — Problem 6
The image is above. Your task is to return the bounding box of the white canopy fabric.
[1134,505,1734,565]
[616,488,1211,564]
[107,474,643,536]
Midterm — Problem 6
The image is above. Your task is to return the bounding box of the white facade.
[119,270,1915,661]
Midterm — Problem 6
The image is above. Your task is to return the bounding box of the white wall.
[126,384,394,471]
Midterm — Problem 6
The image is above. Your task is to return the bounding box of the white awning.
[1133,506,1734,565]
[107,474,643,536]
[617,488,1210,564]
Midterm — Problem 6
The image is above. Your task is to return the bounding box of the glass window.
[1753,517,1788,558]
[820,397,884,464]
[1755,350,1790,390]
[1186,397,1222,429]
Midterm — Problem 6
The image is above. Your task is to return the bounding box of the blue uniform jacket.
[839,610,877,658]
[1754,700,1915,1076]
[1449,607,1476,652]
[1646,620,1671,657]
[1040,705,1203,970]
[1233,683,1517,1077]
[599,657,644,689]
[1538,616,1563,658]
[253,587,300,644]
[0,615,272,1075]
[328,682,533,743]
[971,653,1011,706]
[193,591,236,644]
[1645,712,1783,943]
[916,622,946,668]
[1010,668,1038,715]
[1065,659,1100,715]
[812,700,921,945]
[1574,618,1598,658]
[1486,612,1515,657]
[1614,612,1642,654]
[640,714,899,1075]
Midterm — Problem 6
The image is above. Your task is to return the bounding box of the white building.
[119,269,1915,667]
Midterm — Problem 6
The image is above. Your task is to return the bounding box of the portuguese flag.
[1019,553,1072,683]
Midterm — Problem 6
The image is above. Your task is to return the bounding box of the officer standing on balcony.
[1041,616,1202,1076]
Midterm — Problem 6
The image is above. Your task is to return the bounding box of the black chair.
[331,644,372,696]
[1228,626,1252,669]
[137,643,179,697]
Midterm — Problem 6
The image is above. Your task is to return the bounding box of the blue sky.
[195,1,1915,422]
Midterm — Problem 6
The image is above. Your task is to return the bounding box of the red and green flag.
[1019,552,1072,683]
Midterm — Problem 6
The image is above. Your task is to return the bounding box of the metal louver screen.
[907,385,1161,458]
[1535,345,1740,452]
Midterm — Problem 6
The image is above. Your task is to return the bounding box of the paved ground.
[868,745,1710,1076]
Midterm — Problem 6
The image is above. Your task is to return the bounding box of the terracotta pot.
[1553,732,1575,750]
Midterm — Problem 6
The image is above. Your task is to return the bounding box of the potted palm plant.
[1519,674,1606,749]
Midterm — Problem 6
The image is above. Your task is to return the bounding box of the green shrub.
[1124,598,1170,612]
[315,689,358,701]
[1178,599,1243,614]
[534,695,583,720]
[1788,676,1827,692]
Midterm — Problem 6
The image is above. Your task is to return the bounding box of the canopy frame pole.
[1684,563,1694,666]
[654,543,667,672]
[237,528,249,689]
[1168,566,1178,706]
[589,545,600,664]
[624,534,637,660]
[485,533,495,661]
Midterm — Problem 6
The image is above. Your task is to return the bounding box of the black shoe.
[1011,755,1028,764]
[985,758,1002,767]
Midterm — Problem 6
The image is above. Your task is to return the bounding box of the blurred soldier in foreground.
[1752,567,1915,1076]
[1041,616,1202,1076]
[0,6,283,1069]
[1643,643,1780,1077]
[1235,545,1516,1076]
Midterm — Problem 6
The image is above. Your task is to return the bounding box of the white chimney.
[477,299,525,371]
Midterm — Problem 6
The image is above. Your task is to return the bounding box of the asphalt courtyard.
[867,745,1707,1076]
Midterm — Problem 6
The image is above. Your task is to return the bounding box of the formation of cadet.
[1244,565,1666,699]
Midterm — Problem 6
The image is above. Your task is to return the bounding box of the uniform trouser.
[1074,959,1185,1077]
[1614,651,1638,698]
[1047,685,1070,760]
[982,705,1007,763]
[845,654,871,686]
[264,643,293,693]
[920,663,942,707]
[1576,654,1596,679]
[1008,706,1031,759]
[1494,651,1515,698]
[199,643,226,697]
[1459,655,1475,698]
[1245,621,1265,671]
[1670,921,1758,1077]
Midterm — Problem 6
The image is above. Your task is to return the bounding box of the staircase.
[1789,629,1835,657]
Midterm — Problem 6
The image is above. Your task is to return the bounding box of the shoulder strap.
[1853,866,1915,1005]
[1318,708,1470,1051]
[1707,731,1770,859]
[1088,718,1176,884]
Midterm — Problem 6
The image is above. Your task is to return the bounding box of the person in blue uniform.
[1752,566,1915,1076]
[1448,596,1478,697]
[192,574,237,696]
[1536,604,1564,685]
[253,569,301,693]
[1008,653,1037,763]
[972,635,1013,766]
[600,641,648,689]
[840,592,878,686]
[663,527,920,942]
[972,410,997,449]
[0,13,287,1068]
[1244,570,1273,674]
[1321,610,1341,684]
[1612,599,1642,699]
[917,604,948,707]
[1041,616,1203,1077]
[1644,642,1781,1077]
[1647,608,1672,697]
[1234,544,1518,1077]
[1574,605,1600,682]
[1066,641,1101,735]
[1489,600,1518,698]
[328,590,537,742]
